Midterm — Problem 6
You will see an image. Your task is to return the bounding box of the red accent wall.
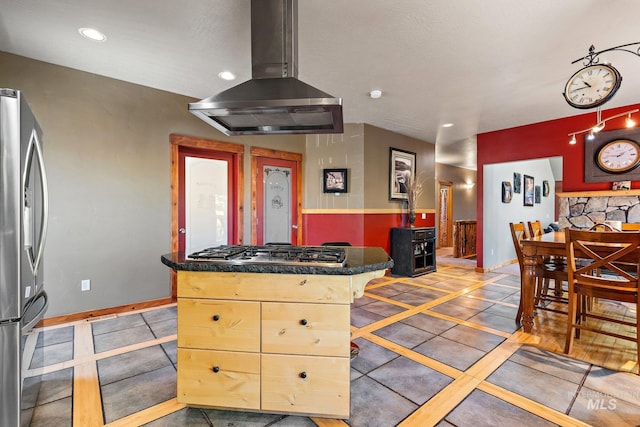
[476,102,640,266]
[303,212,435,253]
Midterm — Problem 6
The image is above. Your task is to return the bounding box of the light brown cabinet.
[176,271,353,418]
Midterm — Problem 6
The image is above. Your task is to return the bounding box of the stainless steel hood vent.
[189,0,343,135]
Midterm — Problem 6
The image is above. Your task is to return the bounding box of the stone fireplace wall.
[558,194,640,229]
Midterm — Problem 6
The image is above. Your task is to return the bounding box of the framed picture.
[502,181,512,203]
[542,180,550,197]
[612,180,631,190]
[534,185,541,203]
[323,168,348,193]
[513,172,521,193]
[389,147,416,201]
[523,175,534,206]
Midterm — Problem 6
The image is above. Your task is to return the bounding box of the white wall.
[483,157,560,269]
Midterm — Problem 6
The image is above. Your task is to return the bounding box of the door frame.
[251,147,303,245]
[170,134,244,296]
[437,180,453,248]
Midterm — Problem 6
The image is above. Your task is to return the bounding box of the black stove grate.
[188,245,247,260]
[187,245,346,266]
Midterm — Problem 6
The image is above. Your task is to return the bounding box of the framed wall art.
[323,168,348,193]
[612,180,631,190]
[535,185,541,203]
[389,147,416,201]
[542,180,550,197]
[513,172,521,193]
[523,175,534,206]
[502,181,512,203]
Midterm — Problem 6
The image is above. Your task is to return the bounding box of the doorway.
[438,181,453,248]
[170,134,244,296]
[251,147,302,245]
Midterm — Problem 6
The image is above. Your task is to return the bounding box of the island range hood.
[189,0,343,135]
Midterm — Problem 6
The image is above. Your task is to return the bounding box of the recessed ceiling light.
[218,71,236,81]
[369,90,382,99]
[78,27,107,42]
[442,123,454,128]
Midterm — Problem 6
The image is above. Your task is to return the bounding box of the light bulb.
[569,134,577,145]
[218,71,236,81]
[592,122,605,133]
[587,131,595,140]
[626,114,636,128]
[78,27,106,42]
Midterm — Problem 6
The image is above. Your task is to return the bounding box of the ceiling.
[3,0,640,170]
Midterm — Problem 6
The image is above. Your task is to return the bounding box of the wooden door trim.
[170,134,245,297]
[250,147,303,245]
[438,180,453,248]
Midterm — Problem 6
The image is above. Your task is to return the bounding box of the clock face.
[563,64,622,109]
[595,139,640,173]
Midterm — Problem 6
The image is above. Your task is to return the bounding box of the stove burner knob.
[300,319,308,326]
[213,315,220,321]
[212,366,220,373]
[299,371,307,379]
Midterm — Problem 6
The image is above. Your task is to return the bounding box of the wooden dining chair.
[528,220,567,301]
[622,223,640,231]
[509,222,567,323]
[527,220,545,238]
[564,228,640,374]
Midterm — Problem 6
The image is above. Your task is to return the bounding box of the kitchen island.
[161,246,393,419]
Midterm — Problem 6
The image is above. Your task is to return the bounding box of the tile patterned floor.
[21,257,640,426]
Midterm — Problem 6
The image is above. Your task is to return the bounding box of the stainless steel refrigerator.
[0,88,49,427]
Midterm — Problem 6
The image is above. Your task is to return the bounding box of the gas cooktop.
[187,245,347,267]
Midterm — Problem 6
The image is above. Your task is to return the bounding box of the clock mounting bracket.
[571,42,640,67]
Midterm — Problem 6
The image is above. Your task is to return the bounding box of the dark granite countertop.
[161,246,393,275]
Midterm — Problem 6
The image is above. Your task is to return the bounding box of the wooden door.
[438,181,453,247]
[251,147,302,245]
[170,134,244,296]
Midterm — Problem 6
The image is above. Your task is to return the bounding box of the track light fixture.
[567,108,639,144]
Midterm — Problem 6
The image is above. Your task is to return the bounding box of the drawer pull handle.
[299,371,307,379]
[212,315,220,321]
[212,366,220,373]
[300,319,308,326]
[299,279,307,286]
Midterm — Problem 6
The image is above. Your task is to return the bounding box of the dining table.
[519,231,566,333]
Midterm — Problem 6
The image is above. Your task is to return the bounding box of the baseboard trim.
[37,297,177,327]
[475,258,518,273]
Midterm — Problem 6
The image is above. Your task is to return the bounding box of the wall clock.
[584,128,640,182]
[595,139,640,173]
[563,63,622,109]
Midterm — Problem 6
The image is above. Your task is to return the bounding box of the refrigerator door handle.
[23,128,49,274]
[21,291,48,334]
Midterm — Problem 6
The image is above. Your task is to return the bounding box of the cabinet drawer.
[261,354,349,418]
[177,348,260,409]
[413,227,435,241]
[178,298,260,352]
[178,271,351,303]
[261,303,350,357]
